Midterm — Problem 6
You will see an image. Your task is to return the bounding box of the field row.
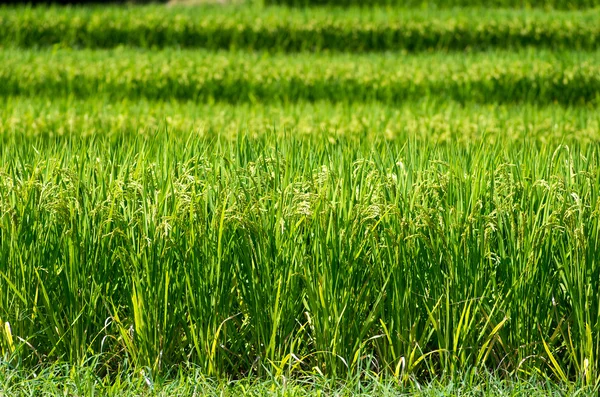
[3,49,600,105]
[1,133,599,381]
[2,6,600,51]
[264,0,600,8]
[3,98,600,144]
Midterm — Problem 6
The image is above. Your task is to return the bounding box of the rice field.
[3,6,600,51]
[1,1,599,395]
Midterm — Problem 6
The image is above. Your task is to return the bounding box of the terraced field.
[1,2,599,395]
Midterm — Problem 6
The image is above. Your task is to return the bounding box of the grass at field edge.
[1,361,597,396]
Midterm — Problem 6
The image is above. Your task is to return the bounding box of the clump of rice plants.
[2,98,600,143]
[1,6,600,51]
[1,131,599,387]
[2,49,600,105]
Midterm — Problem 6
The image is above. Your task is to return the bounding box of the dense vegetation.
[0,6,600,52]
[1,1,599,395]
[3,122,600,382]
[3,49,600,105]
[2,7,600,51]
[3,98,600,143]
[263,0,600,8]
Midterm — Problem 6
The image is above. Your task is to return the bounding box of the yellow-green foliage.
[2,98,600,144]
[265,0,600,8]
[2,49,600,105]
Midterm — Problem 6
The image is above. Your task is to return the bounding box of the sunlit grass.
[1,130,599,388]
[1,98,599,143]
[2,48,600,105]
